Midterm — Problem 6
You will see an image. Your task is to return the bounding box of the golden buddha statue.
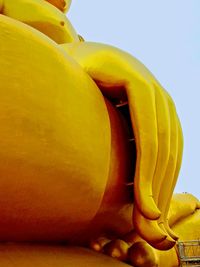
[0,1,199,266]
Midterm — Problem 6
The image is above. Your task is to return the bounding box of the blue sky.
[68,1,200,199]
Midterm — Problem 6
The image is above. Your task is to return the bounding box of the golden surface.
[0,244,131,267]
[0,1,199,266]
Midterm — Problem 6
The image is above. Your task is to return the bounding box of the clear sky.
[68,1,200,199]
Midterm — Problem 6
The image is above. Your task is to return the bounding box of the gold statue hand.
[61,41,184,250]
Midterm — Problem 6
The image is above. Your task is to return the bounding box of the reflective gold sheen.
[0,1,199,267]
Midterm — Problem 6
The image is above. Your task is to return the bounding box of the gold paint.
[0,1,199,266]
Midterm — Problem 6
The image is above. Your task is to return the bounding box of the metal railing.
[177,240,200,266]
